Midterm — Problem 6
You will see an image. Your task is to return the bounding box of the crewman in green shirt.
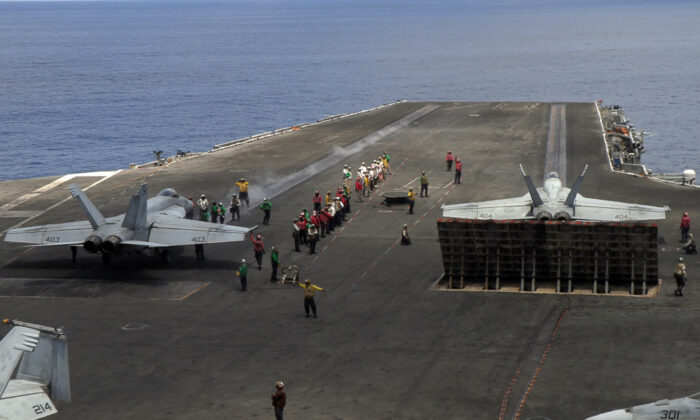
[260,198,272,225]
[238,259,248,292]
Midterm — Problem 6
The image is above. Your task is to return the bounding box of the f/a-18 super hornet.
[4,184,253,264]
[442,164,669,221]
[0,319,70,420]
[586,392,700,419]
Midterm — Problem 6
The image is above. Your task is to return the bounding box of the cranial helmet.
[257,234,262,239]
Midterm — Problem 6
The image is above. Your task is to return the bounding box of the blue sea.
[1,0,699,180]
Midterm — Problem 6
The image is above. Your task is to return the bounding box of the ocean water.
[1,0,699,180]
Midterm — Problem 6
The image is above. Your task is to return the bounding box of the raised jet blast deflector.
[442,164,668,222]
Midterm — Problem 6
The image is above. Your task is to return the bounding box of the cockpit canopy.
[545,172,559,180]
[158,188,179,198]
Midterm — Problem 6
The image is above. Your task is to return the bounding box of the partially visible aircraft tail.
[0,325,39,397]
[2,319,70,403]
[519,164,544,207]
[68,184,105,230]
[121,184,148,230]
[564,164,588,208]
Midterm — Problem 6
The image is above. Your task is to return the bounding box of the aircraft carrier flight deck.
[1,102,698,419]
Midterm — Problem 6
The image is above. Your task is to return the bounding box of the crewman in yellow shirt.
[407,187,416,214]
[235,178,250,207]
[297,279,326,318]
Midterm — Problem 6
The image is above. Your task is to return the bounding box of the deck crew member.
[210,202,219,223]
[684,234,697,255]
[260,198,272,225]
[296,278,326,318]
[408,187,416,214]
[297,214,308,244]
[217,202,226,223]
[342,164,352,186]
[270,246,279,282]
[319,207,329,237]
[186,196,194,219]
[250,234,265,270]
[454,159,463,184]
[400,224,411,245]
[197,194,210,221]
[446,151,454,171]
[420,171,429,197]
[307,222,319,255]
[681,211,691,243]
[674,257,687,297]
[312,190,322,213]
[238,259,248,291]
[230,193,241,221]
[383,151,391,174]
[292,218,301,252]
[271,381,286,420]
[355,176,364,201]
[236,178,250,207]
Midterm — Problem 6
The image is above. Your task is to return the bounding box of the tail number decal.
[191,236,206,243]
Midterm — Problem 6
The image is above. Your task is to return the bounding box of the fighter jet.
[0,319,70,420]
[4,184,253,264]
[586,393,700,419]
[441,164,669,221]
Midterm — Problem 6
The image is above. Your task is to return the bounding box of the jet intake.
[102,235,122,254]
[83,235,103,253]
[536,211,553,221]
[554,211,571,221]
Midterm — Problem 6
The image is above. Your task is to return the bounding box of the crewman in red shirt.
[681,211,691,242]
[446,151,454,171]
[250,233,265,270]
[312,190,322,213]
[454,158,463,184]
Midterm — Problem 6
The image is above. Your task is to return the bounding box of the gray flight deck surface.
[0,102,698,419]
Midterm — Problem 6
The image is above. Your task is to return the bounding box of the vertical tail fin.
[0,325,40,397]
[564,164,588,208]
[68,184,105,230]
[519,164,544,207]
[121,184,148,230]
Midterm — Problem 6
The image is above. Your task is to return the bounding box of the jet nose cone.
[585,409,633,420]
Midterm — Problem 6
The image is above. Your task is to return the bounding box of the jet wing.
[4,221,96,246]
[0,380,57,420]
[573,194,668,221]
[148,219,253,246]
[442,194,533,220]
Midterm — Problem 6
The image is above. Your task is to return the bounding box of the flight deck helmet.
[276,381,284,389]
